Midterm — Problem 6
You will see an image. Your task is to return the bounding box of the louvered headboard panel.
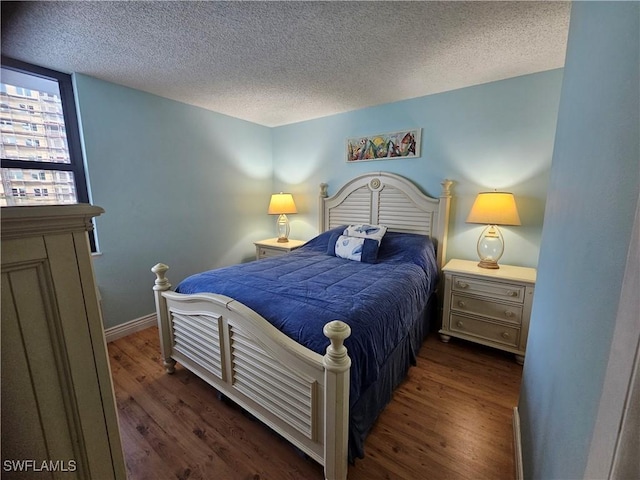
[319,172,452,269]
[377,184,433,235]
[325,185,371,229]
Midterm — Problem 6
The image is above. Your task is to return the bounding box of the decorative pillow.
[327,233,379,263]
[343,224,387,245]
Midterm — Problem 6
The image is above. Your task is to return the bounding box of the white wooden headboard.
[319,172,452,269]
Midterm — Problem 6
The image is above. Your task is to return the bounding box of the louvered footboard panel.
[230,327,317,440]
[171,313,223,379]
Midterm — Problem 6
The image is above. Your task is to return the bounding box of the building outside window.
[1,57,89,208]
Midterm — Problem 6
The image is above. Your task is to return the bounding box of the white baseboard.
[104,313,156,343]
[513,406,524,480]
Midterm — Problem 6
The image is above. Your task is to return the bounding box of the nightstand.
[439,259,536,364]
[254,238,305,260]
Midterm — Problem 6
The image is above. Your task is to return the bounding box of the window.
[1,57,90,207]
[55,171,70,182]
[15,87,32,97]
[49,137,66,149]
[9,169,23,180]
[1,57,96,249]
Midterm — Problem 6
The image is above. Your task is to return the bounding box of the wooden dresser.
[439,259,536,364]
[1,205,126,479]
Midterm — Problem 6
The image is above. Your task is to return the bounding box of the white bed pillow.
[343,224,387,245]
[328,233,380,263]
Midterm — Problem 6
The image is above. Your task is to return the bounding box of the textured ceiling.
[1,1,570,127]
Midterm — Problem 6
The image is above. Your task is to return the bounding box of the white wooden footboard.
[152,263,351,480]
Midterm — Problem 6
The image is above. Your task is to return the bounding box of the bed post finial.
[151,263,176,373]
[152,263,170,290]
[319,183,329,233]
[441,179,453,198]
[437,179,453,271]
[323,321,351,370]
[322,320,351,480]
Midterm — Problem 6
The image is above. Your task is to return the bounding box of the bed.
[152,172,452,480]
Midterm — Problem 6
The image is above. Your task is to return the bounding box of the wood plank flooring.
[108,327,522,480]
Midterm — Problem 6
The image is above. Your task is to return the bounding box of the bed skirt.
[348,293,436,461]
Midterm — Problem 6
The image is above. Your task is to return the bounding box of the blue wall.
[74,75,274,328]
[272,70,564,268]
[74,70,564,329]
[519,2,639,478]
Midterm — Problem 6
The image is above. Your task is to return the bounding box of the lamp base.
[275,214,290,243]
[477,259,500,269]
[475,225,504,270]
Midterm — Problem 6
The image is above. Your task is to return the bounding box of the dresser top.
[1,204,104,239]
[443,258,537,284]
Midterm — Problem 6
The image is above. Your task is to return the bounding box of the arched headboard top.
[319,172,452,269]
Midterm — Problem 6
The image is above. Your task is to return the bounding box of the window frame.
[1,56,96,251]
[1,56,90,207]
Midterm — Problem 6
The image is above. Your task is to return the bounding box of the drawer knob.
[505,310,514,318]
[501,332,510,339]
[457,301,466,308]
[456,321,464,328]
[456,281,469,289]
[507,290,518,297]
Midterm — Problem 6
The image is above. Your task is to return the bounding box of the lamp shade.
[466,192,521,226]
[268,193,297,215]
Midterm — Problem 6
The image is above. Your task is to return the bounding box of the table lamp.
[466,191,521,269]
[268,193,297,242]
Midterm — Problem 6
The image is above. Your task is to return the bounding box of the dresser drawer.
[451,275,526,303]
[450,293,523,325]
[449,313,520,348]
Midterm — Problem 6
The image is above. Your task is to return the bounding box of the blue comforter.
[177,227,438,405]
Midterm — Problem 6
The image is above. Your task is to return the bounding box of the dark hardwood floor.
[108,327,522,480]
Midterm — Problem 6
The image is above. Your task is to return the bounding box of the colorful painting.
[346,129,421,162]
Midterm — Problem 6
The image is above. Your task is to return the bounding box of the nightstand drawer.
[450,293,523,325]
[449,313,520,348]
[451,275,526,303]
[257,247,285,259]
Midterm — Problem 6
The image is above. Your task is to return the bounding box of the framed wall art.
[346,129,421,162]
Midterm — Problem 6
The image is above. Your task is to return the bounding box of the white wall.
[518,3,639,478]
